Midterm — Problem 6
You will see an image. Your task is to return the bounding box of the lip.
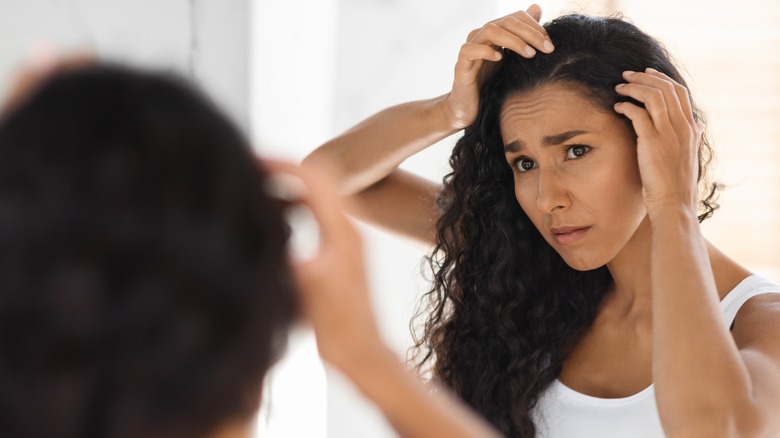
[550,226,591,245]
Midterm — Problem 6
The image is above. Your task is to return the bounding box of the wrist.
[433,93,469,133]
[647,203,701,232]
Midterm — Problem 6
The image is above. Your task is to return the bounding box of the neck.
[604,214,750,319]
[604,215,654,318]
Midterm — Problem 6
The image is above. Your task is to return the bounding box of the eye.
[566,145,591,160]
[514,157,537,173]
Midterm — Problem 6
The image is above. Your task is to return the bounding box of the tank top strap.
[720,275,780,326]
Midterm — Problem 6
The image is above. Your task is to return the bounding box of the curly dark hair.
[412,14,719,437]
[0,65,297,438]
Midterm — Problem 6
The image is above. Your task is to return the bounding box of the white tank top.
[531,274,780,438]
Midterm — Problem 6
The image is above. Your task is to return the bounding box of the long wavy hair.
[412,14,719,437]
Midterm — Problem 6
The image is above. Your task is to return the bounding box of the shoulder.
[732,289,780,349]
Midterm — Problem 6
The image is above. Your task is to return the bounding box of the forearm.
[302,94,459,195]
[650,207,754,434]
[346,346,502,438]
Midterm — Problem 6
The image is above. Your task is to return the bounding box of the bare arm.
[275,162,502,438]
[347,345,503,438]
[302,5,553,245]
[303,96,456,244]
[305,95,457,198]
[616,69,780,437]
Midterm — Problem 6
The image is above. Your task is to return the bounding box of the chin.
[558,252,608,272]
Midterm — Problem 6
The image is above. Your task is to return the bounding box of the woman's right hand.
[271,162,505,438]
[0,50,94,121]
[268,161,386,376]
[445,4,554,129]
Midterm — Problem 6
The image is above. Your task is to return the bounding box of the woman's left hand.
[613,68,704,218]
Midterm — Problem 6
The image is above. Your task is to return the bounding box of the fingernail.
[646,67,658,73]
[494,51,503,60]
[622,70,634,78]
[615,83,626,90]
[542,40,555,53]
[524,46,537,57]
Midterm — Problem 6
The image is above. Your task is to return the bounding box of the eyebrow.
[504,130,590,153]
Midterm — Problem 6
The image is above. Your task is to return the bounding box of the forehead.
[499,83,616,142]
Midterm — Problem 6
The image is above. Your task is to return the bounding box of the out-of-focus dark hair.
[0,65,297,438]
[412,14,719,437]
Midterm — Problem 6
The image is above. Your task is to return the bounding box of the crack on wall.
[188,0,199,77]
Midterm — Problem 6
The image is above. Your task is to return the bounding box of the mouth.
[550,226,591,245]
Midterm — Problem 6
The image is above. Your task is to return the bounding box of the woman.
[0,61,502,438]
[303,5,780,437]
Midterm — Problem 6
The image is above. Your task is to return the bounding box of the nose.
[535,168,571,213]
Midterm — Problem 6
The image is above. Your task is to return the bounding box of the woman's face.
[499,83,647,271]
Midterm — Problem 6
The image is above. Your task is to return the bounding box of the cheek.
[594,162,647,229]
[609,157,644,203]
[513,181,545,226]
[614,141,642,186]
[513,179,531,210]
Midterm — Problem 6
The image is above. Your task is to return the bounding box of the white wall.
[251,0,501,435]
[263,1,780,436]
[5,1,775,437]
[0,0,249,131]
[326,1,498,436]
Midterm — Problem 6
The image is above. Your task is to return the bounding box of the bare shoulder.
[728,285,780,435]
[732,291,780,349]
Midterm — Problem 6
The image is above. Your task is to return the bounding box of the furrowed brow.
[504,140,524,154]
[543,130,589,146]
[504,130,590,154]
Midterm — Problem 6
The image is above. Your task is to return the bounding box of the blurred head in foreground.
[0,65,297,438]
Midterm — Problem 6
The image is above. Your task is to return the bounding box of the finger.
[613,101,656,137]
[5,69,39,105]
[455,42,503,75]
[3,52,98,115]
[621,70,690,133]
[263,160,359,249]
[644,67,695,127]
[488,8,553,53]
[2,68,48,119]
[469,22,539,58]
[502,15,555,53]
[24,49,96,78]
[466,28,480,42]
[497,6,548,39]
[615,72,676,131]
[24,42,61,76]
[527,3,542,22]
